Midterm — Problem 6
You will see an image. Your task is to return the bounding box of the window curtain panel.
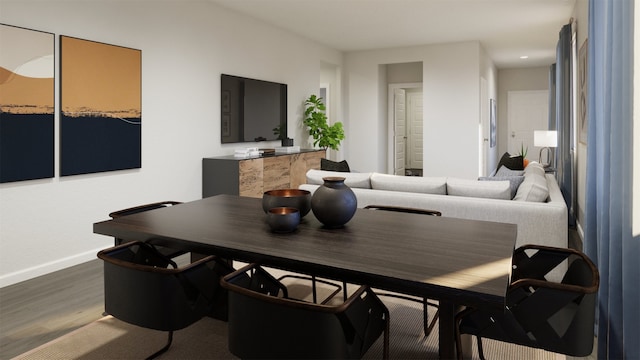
[584,0,640,359]
[555,23,576,226]
[548,63,556,132]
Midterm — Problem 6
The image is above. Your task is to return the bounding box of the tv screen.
[221,74,287,144]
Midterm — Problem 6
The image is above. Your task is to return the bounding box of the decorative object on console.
[262,189,311,217]
[234,147,260,158]
[275,146,300,153]
[304,95,345,151]
[534,130,558,168]
[281,137,294,147]
[320,158,350,172]
[311,177,357,228]
[266,207,300,233]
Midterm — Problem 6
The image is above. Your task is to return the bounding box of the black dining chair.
[109,201,185,258]
[455,245,599,360]
[221,263,390,359]
[363,204,441,337]
[97,241,234,359]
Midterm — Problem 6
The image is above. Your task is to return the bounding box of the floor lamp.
[534,130,557,168]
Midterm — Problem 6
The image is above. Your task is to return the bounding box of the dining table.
[93,194,517,359]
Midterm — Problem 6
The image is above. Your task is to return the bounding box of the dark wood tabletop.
[93,194,517,358]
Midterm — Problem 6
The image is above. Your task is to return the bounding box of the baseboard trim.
[0,247,106,288]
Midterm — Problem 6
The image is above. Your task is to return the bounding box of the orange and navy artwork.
[60,35,141,176]
[0,24,55,183]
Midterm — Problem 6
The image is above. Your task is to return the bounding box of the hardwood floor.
[0,229,583,359]
[0,260,105,359]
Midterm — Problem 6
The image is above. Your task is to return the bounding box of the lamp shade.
[534,130,558,148]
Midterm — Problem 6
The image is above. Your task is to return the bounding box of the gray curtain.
[584,0,639,358]
[554,23,576,226]
[548,64,556,132]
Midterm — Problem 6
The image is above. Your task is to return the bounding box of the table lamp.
[534,130,557,168]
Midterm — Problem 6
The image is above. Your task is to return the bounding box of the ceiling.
[209,0,576,69]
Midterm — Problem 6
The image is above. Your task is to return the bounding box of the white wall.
[343,41,492,178]
[497,66,551,157]
[0,0,342,287]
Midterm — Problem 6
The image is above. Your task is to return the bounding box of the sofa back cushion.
[370,173,447,195]
[514,164,549,202]
[446,178,511,200]
[306,169,372,189]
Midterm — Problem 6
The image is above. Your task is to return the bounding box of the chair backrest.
[97,241,233,330]
[221,263,388,359]
[364,204,442,216]
[506,245,599,356]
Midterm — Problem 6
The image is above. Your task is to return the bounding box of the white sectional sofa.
[299,162,568,249]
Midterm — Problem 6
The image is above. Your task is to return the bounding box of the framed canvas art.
[60,36,141,176]
[489,98,497,148]
[0,24,55,183]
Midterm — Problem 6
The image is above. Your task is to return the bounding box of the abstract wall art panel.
[0,24,55,183]
[60,36,141,176]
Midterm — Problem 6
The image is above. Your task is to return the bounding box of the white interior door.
[507,90,549,160]
[394,88,406,175]
[406,89,423,170]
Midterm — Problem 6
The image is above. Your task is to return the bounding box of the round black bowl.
[262,189,311,217]
[267,207,300,233]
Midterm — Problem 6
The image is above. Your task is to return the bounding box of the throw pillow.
[513,181,549,202]
[496,152,524,172]
[495,165,525,177]
[478,175,525,199]
[320,158,350,172]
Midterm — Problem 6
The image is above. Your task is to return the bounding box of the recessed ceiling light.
[520,55,529,59]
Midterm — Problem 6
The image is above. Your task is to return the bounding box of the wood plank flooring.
[0,260,105,359]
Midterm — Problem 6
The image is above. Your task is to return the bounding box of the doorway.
[387,83,423,175]
[507,90,550,160]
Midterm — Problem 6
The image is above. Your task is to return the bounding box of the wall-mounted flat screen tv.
[221,74,287,144]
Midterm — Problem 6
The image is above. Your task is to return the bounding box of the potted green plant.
[518,143,529,167]
[304,95,345,151]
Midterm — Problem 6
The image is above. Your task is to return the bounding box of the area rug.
[13,295,560,360]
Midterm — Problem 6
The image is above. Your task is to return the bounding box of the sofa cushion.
[524,161,546,177]
[495,165,525,177]
[320,158,350,172]
[513,171,549,202]
[446,178,511,200]
[370,173,447,195]
[478,175,525,199]
[513,181,549,202]
[306,169,372,189]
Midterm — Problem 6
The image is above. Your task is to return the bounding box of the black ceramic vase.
[311,177,357,228]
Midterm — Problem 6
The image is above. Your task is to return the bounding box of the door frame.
[387,82,422,174]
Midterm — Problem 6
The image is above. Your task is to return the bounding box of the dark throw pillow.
[496,152,524,173]
[321,158,351,172]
